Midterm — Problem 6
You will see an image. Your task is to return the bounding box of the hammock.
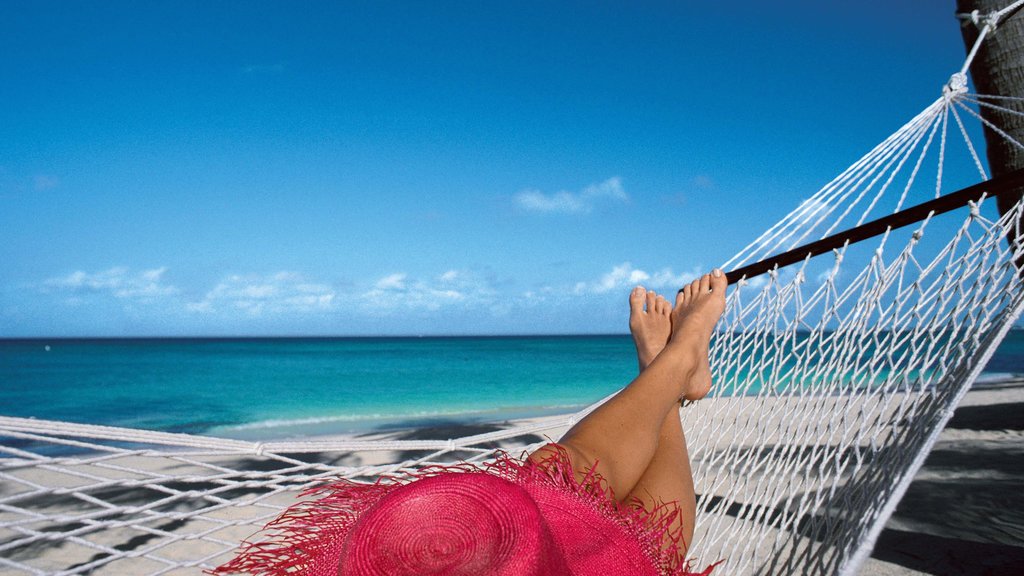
[4,6,1024,576]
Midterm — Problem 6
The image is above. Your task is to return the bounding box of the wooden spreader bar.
[724,168,1024,284]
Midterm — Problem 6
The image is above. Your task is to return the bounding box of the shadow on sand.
[361,420,547,462]
[867,396,1024,575]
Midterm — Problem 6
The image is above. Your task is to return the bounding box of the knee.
[526,442,596,479]
[526,442,563,467]
[559,441,598,475]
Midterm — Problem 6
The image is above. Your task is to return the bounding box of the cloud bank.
[361,269,496,312]
[44,267,178,300]
[514,177,627,214]
[187,272,335,316]
[573,262,699,295]
[29,261,705,334]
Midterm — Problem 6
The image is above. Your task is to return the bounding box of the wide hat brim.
[339,472,570,575]
[211,447,713,576]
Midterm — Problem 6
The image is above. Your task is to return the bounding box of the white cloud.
[815,266,842,285]
[793,196,833,231]
[574,262,699,295]
[44,267,178,300]
[521,286,555,301]
[185,300,213,313]
[514,177,628,214]
[35,260,716,330]
[362,269,496,312]
[742,274,769,289]
[516,189,588,213]
[188,272,335,316]
[375,273,407,290]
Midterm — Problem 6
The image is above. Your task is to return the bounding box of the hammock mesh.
[4,23,1024,576]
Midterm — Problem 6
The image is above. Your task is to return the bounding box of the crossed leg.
[621,286,700,550]
[528,271,726,556]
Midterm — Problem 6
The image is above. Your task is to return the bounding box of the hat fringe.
[210,445,718,576]
[510,445,718,576]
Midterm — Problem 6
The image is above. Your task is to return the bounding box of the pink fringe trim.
[211,446,718,576]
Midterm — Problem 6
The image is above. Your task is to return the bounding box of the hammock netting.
[4,10,1024,576]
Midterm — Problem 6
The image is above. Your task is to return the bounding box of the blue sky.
[0,1,986,336]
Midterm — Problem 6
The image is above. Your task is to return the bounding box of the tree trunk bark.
[956,0,1024,252]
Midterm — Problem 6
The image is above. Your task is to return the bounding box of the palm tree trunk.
[956,0,1024,255]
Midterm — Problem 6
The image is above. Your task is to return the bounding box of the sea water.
[0,336,636,439]
[1,332,1021,440]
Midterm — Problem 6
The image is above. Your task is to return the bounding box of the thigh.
[624,409,696,553]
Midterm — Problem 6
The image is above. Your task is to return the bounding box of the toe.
[689,277,701,296]
[629,286,646,316]
[645,289,657,313]
[655,294,669,315]
[674,288,685,308]
[699,273,711,294]
[710,268,728,293]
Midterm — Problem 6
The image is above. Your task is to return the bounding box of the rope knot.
[956,9,998,30]
[944,73,968,97]
[911,230,923,241]
[956,9,982,28]
[983,11,1001,32]
[969,201,980,218]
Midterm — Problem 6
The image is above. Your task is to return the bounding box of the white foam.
[219,403,585,432]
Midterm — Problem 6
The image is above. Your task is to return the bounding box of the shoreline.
[194,371,1024,443]
[207,372,1023,444]
[207,402,588,442]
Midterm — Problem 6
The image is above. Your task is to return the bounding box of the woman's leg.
[622,286,704,551]
[627,405,697,552]
[530,271,726,503]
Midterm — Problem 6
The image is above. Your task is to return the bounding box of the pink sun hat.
[339,472,570,575]
[211,447,716,576]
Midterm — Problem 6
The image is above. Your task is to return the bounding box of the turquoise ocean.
[2,332,1022,441]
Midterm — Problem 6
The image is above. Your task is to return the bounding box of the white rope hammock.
[4,6,1024,575]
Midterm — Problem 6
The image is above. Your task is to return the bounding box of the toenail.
[713,268,722,277]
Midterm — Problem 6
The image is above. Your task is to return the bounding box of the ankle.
[635,344,661,370]
[656,338,701,377]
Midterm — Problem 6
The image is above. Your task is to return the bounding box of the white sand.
[857,378,1024,575]
[2,382,1021,575]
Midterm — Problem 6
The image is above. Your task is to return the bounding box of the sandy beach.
[859,378,1024,575]
[2,378,1022,575]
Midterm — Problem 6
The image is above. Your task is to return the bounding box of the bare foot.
[667,270,727,401]
[673,284,712,402]
[628,286,671,371]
